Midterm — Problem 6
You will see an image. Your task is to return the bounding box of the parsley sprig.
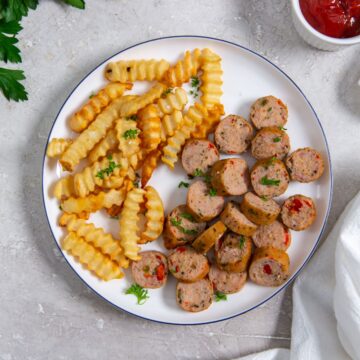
[125,283,149,305]
[189,76,200,98]
[260,176,280,186]
[170,217,198,236]
[214,291,227,302]
[123,129,138,139]
[178,181,189,188]
[189,168,211,184]
[96,155,121,180]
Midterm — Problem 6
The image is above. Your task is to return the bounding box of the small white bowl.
[291,0,360,51]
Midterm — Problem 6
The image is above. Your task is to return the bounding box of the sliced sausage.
[210,158,249,196]
[240,192,281,225]
[252,220,291,251]
[181,139,219,175]
[214,115,253,154]
[131,251,168,289]
[215,232,252,273]
[163,205,206,249]
[250,158,289,198]
[281,194,316,231]
[220,201,257,236]
[249,247,290,286]
[176,278,213,312]
[168,246,209,282]
[250,96,288,129]
[186,180,225,221]
[251,127,290,160]
[285,147,325,183]
[192,221,227,254]
[209,266,247,294]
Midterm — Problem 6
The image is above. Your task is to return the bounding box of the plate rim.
[41,35,333,326]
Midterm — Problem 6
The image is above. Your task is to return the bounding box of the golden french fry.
[69,83,132,133]
[157,88,188,115]
[200,48,223,109]
[60,95,134,172]
[137,105,161,153]
[160,109,184,142]
[53,176,75,200]
[62,232,124,280]
[163,49,202,86]
[115,118,141,158]
[105,59,170,82]
[88,128,119,164]
[119,83,166,117]
[139,186,164,244]
[119,188,146,261]
[161,103,208,169]
[141,149,161,187]
[59,213,128,268]
[46,138,72,158]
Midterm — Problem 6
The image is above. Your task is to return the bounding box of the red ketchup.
[300,0,360,38]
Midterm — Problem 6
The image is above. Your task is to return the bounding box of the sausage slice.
[209,266,247,294]
[210,158,250,196]
[168,246,209,282]
[285,147,325,183]
[215,232,252,273]
[281,194,316,231]
[252,220,291,251]
[251,127,290,160]
[176,278,213,312]
[187,180,225,221]
[220,201,257,236]
[249,247,290,286]
[192,221,227,254]
[131,251,168,289]
[240,192,281,225]
[163,205,206,249]
[214,115,253,154]
[181,139,219,175]
[250,158,289,198]
[250,96,288,129]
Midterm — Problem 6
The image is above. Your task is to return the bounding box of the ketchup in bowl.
[300,0,360,38]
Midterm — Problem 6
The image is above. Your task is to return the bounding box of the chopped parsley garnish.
[123,129,138,139]
[132,172,140,188]
[125,283,149,305]
[180,213,195,221]
[273,137,281,143]
[95,155,121,179]
[170,217,198,236]
[170,218,182,227]
[190,76,200,98]
[260,176,280,186]
[178,181,190,188]
[192,168,211,183]
[208,188,217,197]
[278,126,287,131]
[126,114,137,121]
[260,99,268,106]
[161,87,173,98]
[214,291,227,302]
[239,235,245,249]
[89,93,95,99]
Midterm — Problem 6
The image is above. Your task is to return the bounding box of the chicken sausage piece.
[131,251,168,289]
[249,247,290,286]
[209,266,247,294]
[192,221,227,254]
[250,96,288,129]
[187,180,225,221]
[251,127,290,160]
[163,205,206,250]
[176,278,213,312]
[210,158,250,196]
[252,220,291,251]
[250,158,289,198]
[214,115,253,154]
[285,147,325,183]
[168,246,209,282]
[181,139,220,175]
[281,194,316,231]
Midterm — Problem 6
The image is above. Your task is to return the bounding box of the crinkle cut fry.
[157,87,188,115]
[62,232,124,281]
[160,109,183,142]
[46,138,72,158]
[137,104,161,153]
[59,213,128,268]
[53,176,75,200]
[60,95,134,172]
[116,118,141,158]
[141,149,162,187]
[88,128,118,164]
[69,83,133,133]
[105,59,170,82]
[119,188,146,261]
[139,186,164,244]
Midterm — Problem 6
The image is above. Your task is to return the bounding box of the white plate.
[42,36,333,325]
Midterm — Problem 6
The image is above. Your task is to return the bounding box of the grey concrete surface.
[0,0,359,359]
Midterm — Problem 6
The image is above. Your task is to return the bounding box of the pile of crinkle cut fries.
[46,48,224,281]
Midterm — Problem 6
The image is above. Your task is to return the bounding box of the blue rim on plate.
[42,35,333,326]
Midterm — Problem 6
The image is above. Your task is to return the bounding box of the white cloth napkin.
[236,191,360,360]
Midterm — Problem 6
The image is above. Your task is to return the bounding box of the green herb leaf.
[260,176,280,186]
[89,92,95,99]
[126,114,137,121]
[239,235,245,249]
[178,181,189,188]
[161,87,173,98]
[0,20,22,34]
[208,188,217,197]
[96,157,121,179]
[0,67,27,101]
[214,291,227,302]
[190,76,200,88]
[170,217,198,235]
[260,195,268,201]
[170,217,182,227]
[278,126,287,131]
[180,213,195,221]
[62,0,85,9]
[125,283,149,305]
[192,168,211,183]
[193,168,204,177]
[273,137,281,143]
[265,156,277,168]
[1,0,39,22]
[123,129,138,139]
[0,33,22,63]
